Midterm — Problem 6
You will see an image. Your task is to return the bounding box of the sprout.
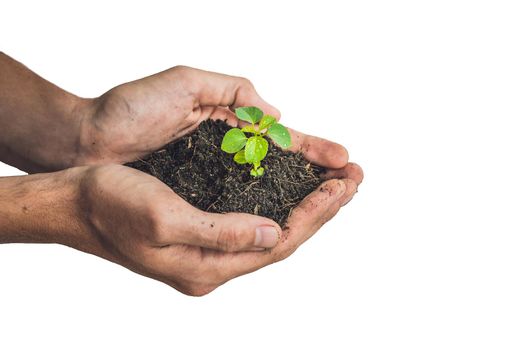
[221,106,292,177]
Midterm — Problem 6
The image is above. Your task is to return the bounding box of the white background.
[1,1,524,349]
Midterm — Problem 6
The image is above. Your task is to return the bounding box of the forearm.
[0,52,92,173]
[0,168,91,250]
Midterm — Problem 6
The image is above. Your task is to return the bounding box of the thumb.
[175,66,281,119]
[209,179,358,279]
[175,210,282,252]
[233,80,281,119]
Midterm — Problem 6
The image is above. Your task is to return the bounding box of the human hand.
[76,164,283,294]
[74,126,362,296]
[0,126,361,296]
[0,55,278,172]
[0,53,362,294]
[75,66,280,166]
[184,123,364,289]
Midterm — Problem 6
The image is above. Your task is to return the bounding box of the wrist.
[72,94,123,167]
[70,97,100,167]
[0,167,93,250]
[0,53,103,172]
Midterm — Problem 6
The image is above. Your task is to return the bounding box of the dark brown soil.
[126,120,324,227]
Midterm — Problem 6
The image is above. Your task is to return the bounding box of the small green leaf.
[250,166,264,177]
[235,107,263,124]
[259,115,276,130]
[267,123,292,148]
[241,125,257,133]
[245,136,269,163]
[233,150,247,164]
[221,128,247,153]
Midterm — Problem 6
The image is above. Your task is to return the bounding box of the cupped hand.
[76,66,280,166]
[77,130,362,296]
[78,164,282,295]
[71,65,363,295]
[182,127,364,290]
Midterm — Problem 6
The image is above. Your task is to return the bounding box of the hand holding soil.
[0,52,363,295]
[75,159,360,296]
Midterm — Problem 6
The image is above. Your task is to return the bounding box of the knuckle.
[216,227,243,252]
[237,76,255,90]
[171,65,191,76]
[171,65,195,87]
[170,66,199,104]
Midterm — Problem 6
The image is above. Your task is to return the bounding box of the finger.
[183,106,239,131]
[186,106,241,131]
[322,162,364,185]
[174,66,281,119]
[219,178,357,278]
[164,207,282,252]
[287,128,349,169]
[279,178,357,248]
[208,106,239,127]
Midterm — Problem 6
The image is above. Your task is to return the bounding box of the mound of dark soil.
[126,120,324,227]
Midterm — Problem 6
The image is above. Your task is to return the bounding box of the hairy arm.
[0,168,86,246]
[0,52,90,173]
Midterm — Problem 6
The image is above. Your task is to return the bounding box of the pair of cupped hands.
[62,66,363,296]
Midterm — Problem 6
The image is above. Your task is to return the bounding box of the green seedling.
[221,106,292,177]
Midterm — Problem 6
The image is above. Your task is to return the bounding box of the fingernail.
[255,226,279,248]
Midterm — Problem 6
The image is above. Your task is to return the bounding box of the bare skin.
[0,53,363,296]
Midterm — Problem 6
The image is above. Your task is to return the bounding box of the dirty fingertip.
[340,178,358,206]
[320,179,347,199]
[321,162,364,186]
